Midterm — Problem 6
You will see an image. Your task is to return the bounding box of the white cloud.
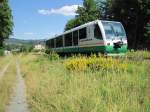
[38,5,80,16]
[24,32,35,35]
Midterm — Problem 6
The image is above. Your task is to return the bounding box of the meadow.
[0,51,149,112]
[19,51,150,112]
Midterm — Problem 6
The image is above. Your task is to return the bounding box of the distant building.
[4,50,11,55]
[34,44,45,50]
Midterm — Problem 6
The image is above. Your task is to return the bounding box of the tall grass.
[127,50,150,60]
[20,52,150,112]
[0,55,12,70]
[0,63,17,112]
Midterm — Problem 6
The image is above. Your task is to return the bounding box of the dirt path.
[0,63,10,80]
[6,61,30,112]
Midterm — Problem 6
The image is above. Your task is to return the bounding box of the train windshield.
[102,21,126,40]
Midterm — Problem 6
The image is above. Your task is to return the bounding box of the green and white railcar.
[46,20,128,55]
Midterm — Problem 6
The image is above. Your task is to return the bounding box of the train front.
[101,21,128,55]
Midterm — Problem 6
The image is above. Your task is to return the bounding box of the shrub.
[0,48,4,56]
[46,51,60,61]
[65,56,88,71]
[65,55,128,72]
[45,48,53,54]
[32,49,40,53]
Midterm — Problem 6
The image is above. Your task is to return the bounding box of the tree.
[103,0,150,49]
[64,0,100,31]
[95,0,111,19]
[0,0,13,47]
[64,18,80,31]
[145,21,150,38]
[76,0,100,24]
[144,20,150,48]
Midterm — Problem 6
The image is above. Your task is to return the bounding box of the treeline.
[65,0,150,49]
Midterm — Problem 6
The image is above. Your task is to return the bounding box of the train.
[46,20,128,55]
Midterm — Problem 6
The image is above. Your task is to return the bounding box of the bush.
[45,51,60,61]
[0,48,4,56]
[65,56,88,71]
[45,48,53,54]
[65,55,128,72]
[32,49,40,53]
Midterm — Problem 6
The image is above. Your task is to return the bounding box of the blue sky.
[9,0,82,40]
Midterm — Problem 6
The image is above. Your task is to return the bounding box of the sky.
[9,0,82,40]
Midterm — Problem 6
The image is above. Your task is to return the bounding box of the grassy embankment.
[0,58,17,112]
[20,51,150,112]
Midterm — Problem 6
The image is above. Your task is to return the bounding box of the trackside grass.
[0,62,17,112]
[20,51,150,112]
[127,50,150,59]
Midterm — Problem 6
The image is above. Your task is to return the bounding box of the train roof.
[47,19,121,40]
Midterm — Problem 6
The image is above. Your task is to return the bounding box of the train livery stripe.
[53,44,127,53]
[54,45,105,52]
[80,42,105,47]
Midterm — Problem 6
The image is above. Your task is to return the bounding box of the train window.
[79,27,86,39]
[73,31,78,46]
[94,24,102,39]
[51,39,55,48]
[56,36,63,48]
[65,33,72,46]
[102,22,115,39]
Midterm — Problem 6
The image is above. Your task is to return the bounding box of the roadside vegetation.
[0,48,4,56]
[20,51,150,112]
[0,62,17,112]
